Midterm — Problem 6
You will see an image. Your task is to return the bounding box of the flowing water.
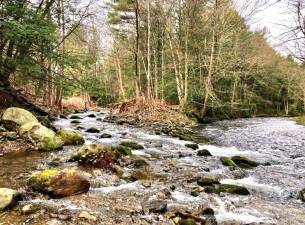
[0,111,305,225]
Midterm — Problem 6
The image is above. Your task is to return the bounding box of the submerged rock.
[231,156,258,168]
[57,129,84,145]
[120,141,144,150]
[1,107,38,128]
[28,169,90,198]
[86,127,100,133]
[197,149,212,157]
[185,143,199,150]
[220,157,237,167]
[19,122,64,151]
[204,184,250,195]
[100,133,112,138]
[0,188,22,211]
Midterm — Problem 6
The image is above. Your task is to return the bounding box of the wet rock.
[59,114,68,119]
[0,188,22,210]
[19,122,64,151]
[71,144,132,169]
[78,211,97,222]
[179,219,196,225]
[76,126,84,130]
[204,184,250,195]
[220,157,237,167]
[197,176,220,186]
[37,116,52,128]
[197,149,212,157]
[185,143,199,150]
[86,114,96,118]
[299,188,305,202]
[120,141,144,150]
[231,156,258,168]
[71,120,81,124]
[142,200,167,213]
[132,156,149,168]
[1,107,38,128]
[85,127,100,133]
[100,133,112,138]
[70,115,82,119]
[57,129,84,145]
[22,204,36,214]
[28,169,90,198]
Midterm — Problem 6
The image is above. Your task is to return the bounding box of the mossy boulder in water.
[197,176,220,186]
[220,157,237,167]
[120,141,144,150]
[19,122,64,151]
[231,156,258,168]
[71,120,81,124]
[185,143,199,150]
[57,129,84,145]
[28,169,90,198]
[86,127,100,133]
[2,107,38,126]
[71,144,132,169]
[0,188,22,211]
[204,184,250,195]
[70,115,82,119]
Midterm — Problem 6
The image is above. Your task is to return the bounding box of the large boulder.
[57,129,84,145]
[19,122,64,151]
[0,188,22,210]
[28,169,90,198]
[1,107,38,129]
[71,144,132,169]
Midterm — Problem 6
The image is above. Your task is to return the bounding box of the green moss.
[120,141,144,150]
[295,116,305,126]
[40,135,64,151]
[57,129,84,146]
[179,219,196,225]
[220,157,237,167]
[231,156,258,168]
[131,156,149,167]
[28,169,58,191]
[204,184,250,195]
[185,143,199,150]
[115,145,132,155]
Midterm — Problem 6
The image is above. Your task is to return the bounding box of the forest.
[2,0,305,120]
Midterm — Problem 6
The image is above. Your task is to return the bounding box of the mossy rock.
[131,156,149,168]
[197,176,219,186]
[57,129,85,146]
[197,149,212,157]
[120,141,144,150]
[115,145,132,155]
[185,143,199,150]
[86,127,100,133]
[2,107,38,127]
[71,120,81,124]
[70,115,82,119]
[220,157,237,167]
[100,133,112,138]
[87,114,96,118]
[204,184,250,195]
[19,122,64,151]
[179,219,197,225]
[28,169,90,198]
[231,156,258,168]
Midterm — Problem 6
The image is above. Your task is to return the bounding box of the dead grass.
[108,97,192,126]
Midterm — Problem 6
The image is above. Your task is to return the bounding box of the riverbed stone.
[71,120,81,124]
[57,129,84,145]
[197,149,212,157]
[142,200,167,213]
[19,122,64,151]
[0,188,22,210]
[197,176,220,186]
[86,127,100,133]
[204,184,250,195]
[231,156,258,168]
[28,169,90,198]
[220,157,237,167]
[1,107,38,128]
[70,115,82,119]
[120,141,144,150]
[185,143,199,150]
[100,133,112,138]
